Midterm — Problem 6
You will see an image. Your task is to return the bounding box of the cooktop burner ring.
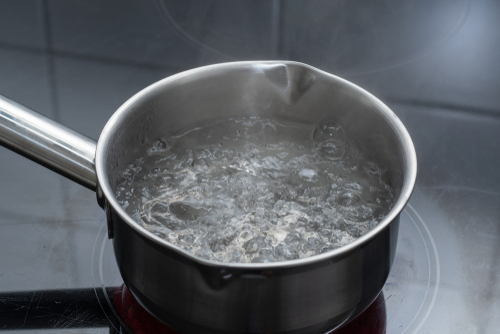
[383,204,440,333]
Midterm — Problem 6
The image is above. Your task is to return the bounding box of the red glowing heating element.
[113,285,386,334]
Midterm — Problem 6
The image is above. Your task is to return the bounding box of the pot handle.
[0,94,97,191]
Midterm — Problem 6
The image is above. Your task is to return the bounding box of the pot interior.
[99,61,412,239]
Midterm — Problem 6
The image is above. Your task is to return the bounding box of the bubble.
[152,231,167,239]
[179,234,195,244]
[305,220,321,232]
[243,236,269,254]
[299,168,317,181]
[148,140,169,154]
[320,140,344,160]
[169,202,208,221]
[320,229,341,243]
[276,243,299,260]
[194,158,208,168]
[320,245,337,254]
[177,234,197,249]
[156,140,167,149]
[277,152,289,159]
[343,180,363,192]
[346,224,366,238]
[150,201,170,214]
[336,192,361,206]
[205,230,237,253]
[303,237,323,252]
[369,220,378,229]
[228,250,243,262]
[313,119,346,144]
[284,231,303,244]
[367,164,380,175]
[259,248,276,259]
[151,215,186,231]
[262,122,277,136]
[211,243,226,253]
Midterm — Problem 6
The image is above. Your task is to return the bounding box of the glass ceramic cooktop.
[0,1,499,333]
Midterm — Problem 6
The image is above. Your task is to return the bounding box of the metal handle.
[0,95,97,191]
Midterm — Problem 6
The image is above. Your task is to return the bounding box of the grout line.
[0,42,176,73]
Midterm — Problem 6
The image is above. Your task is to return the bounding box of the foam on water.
[115,118,395,263]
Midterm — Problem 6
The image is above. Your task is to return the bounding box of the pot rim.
[95,60,417,269]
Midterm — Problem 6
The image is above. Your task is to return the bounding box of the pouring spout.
[0,94,97,191]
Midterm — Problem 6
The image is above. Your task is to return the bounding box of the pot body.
[109,204,399,333]
[96,61,415,333]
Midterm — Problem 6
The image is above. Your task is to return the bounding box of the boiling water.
[115,118,395,263]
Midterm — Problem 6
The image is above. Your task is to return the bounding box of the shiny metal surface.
[95,61,416,333]
[0,60,416,333]
[0,95,97,190]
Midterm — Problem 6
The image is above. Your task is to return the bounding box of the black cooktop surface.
[0,1,499,333]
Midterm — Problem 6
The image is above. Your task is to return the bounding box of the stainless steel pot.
[0,61,416,334]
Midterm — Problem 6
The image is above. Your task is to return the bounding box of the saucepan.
[0,61,416,334]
